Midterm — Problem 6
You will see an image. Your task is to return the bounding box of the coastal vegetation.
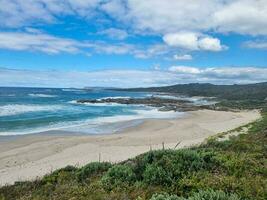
[0,110,266,199]
[117,82,267,101]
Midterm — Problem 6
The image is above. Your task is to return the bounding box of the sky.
[0,0,267,88]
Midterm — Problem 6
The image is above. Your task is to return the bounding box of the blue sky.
[0,0,267,87]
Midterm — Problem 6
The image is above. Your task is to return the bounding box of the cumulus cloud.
[163,32,225,51]
[173,54,193,61]
[1,66,266,88]
[198,37,224,51]
[163,32,199,50]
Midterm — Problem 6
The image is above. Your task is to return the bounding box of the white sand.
[0,109,260,186]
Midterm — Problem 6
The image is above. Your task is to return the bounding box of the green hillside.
[117,82,267,100]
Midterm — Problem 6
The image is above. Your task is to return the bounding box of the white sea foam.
[0,94,16,97]
[62,88,84,92]
[0,104,64,117]
[58,108,183,134]
[98,96,131,100]
[148,94,217,105]
[0,107,184,135]
[68,100,78,104]
[28,93,57,98]
[148,94,180,100]
[83,102,126,107]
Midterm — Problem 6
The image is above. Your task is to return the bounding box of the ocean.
[0,87,182,136]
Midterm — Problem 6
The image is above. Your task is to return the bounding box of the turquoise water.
[0,87,181,135]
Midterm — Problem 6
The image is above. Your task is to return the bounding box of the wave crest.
[0,104,63,117]
[28,94,57,98]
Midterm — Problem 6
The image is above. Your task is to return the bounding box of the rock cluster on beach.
[76,97,203,112]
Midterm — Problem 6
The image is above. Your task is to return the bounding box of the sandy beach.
[0,109,261,186]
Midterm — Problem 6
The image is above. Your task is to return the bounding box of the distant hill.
[116,82,267,100]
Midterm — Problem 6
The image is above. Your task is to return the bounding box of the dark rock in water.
[76,97,202,112]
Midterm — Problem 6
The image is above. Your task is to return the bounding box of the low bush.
[101,164,136,190]
[76,162,112,182]
[133,149,217,186]
[42,165,77,185]
[150,190,241,200]
[188,189,241,200]
[150,193,180,200]
[143,163,172,185]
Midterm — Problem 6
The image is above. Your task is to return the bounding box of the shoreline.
[0,109,261,186]
[0,107,183,136]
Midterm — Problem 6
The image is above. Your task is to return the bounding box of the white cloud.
[163,32,225,51]
[1,66,266,88]
[1,0,267,57]
[0,0,103,27]
[243,40,267,50]
[2,0,267,37]
[173,54,192,61]
[163,32,199,50]
[133,44,172,59]
[169,66,200,74]
[213,0,267,35]
[198,37,224,51]
[168,66,267,84]
[0,31,82,54]
[97,28,128,40]
[123,0,267,36]
[0,31,136,55]
[100,0,127,20]
[0,31,178,58]
[91,42,133,55]
[124,0,217,34]
[0,68,181,88]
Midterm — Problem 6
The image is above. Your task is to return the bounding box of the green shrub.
[138,149,217,186]
[188,189,241,200]
[150,190,241,200]
[101,164,136,190]
[143,164,172,185]
[42,165,77,185]
[150,193,180,200]
[76,162,112,182]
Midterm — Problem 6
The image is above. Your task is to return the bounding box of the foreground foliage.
[0,111,266,200]
[150,190,241,200]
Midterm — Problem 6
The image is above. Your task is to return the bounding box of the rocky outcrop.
[76,97,202,112]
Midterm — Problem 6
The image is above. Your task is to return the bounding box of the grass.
[0,111,266,200]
